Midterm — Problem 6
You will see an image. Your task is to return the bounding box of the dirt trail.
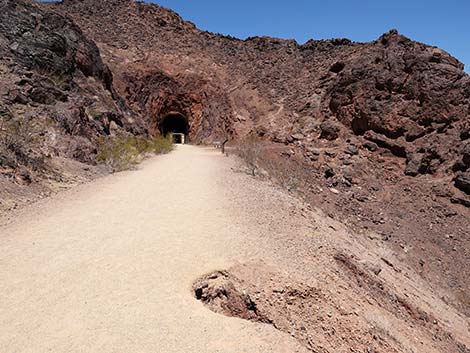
[0,146,307,353]
[1,146,469,353]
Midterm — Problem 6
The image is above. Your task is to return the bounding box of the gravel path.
[0,145,307,353]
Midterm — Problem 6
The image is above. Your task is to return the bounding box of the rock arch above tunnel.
[159,113,189,137]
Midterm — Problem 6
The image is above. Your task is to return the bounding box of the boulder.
[320,119,341,141]
[461,126,470,140]
[324,165,335,179]
[405,147,442,176]
[291,133,304,141]
[405,153,423,176]
[455,172,470,194]
[363,141,378,152]
[29,85,67,105]
[345,145,359,156]
[329,61,345,73]
[363,131,407,158]
[462,143,470,168]
[450,196,470,208]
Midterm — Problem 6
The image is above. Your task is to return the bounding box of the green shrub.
[149,135,173,154]
[96,135,173,172]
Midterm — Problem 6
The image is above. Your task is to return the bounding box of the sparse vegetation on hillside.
[234,136,306,192]
[234,135,262,177]
[0,115,43,171]
[96,135,173,172]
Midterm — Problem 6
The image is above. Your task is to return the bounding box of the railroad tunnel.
[159,113,189,144]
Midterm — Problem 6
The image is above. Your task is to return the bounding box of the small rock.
[405,152,423,176]
[342,169,354,183]
[354,193,368,202]
[306,146,321,155]
[109,120,120,135]
[342,158,353,166]
[345,145,359,156]
[320,119,342,141]
[324,150,337,158]
[9,42,19,52]
[363,141,378,152]
[291,133,304,141]
[454,172,470,194]
[324,166,335,179]
[329,61,345,73]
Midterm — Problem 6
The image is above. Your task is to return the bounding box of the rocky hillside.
[0,0,147,182]
[0,0,468,320]
[51,0,470,193]
[0,0,153,211]
[47,0,470,315]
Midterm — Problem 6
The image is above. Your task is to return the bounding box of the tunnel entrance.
[159,113,189,144]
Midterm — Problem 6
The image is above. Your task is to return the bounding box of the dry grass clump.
[233,135,307,192]
[0,115,43,171]
[234,135,262,176]
[96,135,173,172]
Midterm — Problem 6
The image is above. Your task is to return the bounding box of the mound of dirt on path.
[194,262,469,353]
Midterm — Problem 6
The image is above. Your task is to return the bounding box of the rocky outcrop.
[455,172,470,194]
[0,0,113,92]
[0,0,145,174]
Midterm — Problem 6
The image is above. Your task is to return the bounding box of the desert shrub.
[149,135,173,154]
[258,151,304,192]
[96,135,172,172]
[234,135,262,176]
[0,117,42,170]
[49,111,76,135]
[34,67,71,90]
[233,136,307,192]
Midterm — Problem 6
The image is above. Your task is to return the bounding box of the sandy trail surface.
[0,145,308,353]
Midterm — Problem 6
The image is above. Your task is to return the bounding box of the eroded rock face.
[0,0,112,89]
[121,70,232,141]
[0,0,145,172]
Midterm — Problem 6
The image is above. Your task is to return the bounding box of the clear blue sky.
[151,0,469,72]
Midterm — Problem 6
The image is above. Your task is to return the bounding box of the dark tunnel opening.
[159,113,189,137]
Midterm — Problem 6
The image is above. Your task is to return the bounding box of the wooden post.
[221,138,229,154]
